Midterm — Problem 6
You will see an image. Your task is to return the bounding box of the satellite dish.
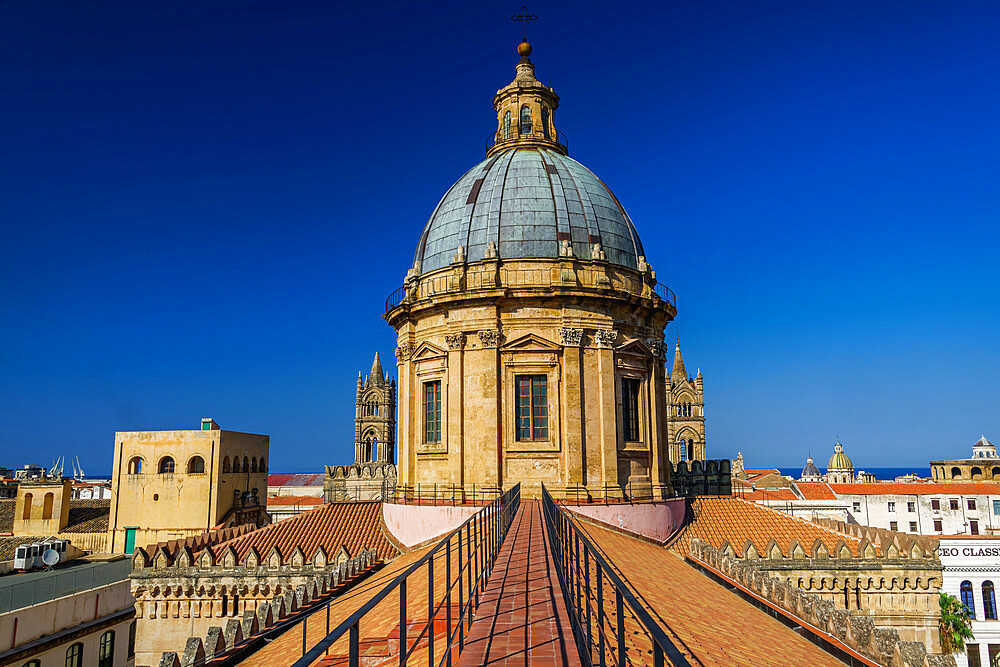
[42,549,60,567]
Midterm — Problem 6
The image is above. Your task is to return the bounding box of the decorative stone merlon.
[594,329,618,348]
[484,241,498,259]
[558,239,575,257]
[477,330,500,348]
[559,328,584,347]
[445,333,465,350]
[687,540,955,667]
[590,243,607,261]
[452,245,466,263]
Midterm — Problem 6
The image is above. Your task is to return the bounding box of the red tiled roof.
[668,496,865,557]
[744,468,780,475]
[267,495,323,507]
[742,488,798,501]
[268,473,325,487]
[830,482,1000,496]
[210,501,396,562]
[796,482,838,500]
[581,521,843,666]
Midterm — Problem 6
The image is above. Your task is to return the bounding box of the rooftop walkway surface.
[457,500,581,667]
[577,519,844,666]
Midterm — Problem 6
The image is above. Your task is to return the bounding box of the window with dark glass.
[158,457,175,474]
[98,630,115,667]
[503,110,511,139]
[968,645,983,667]
[65,642,83,667]
[889,521,898,531]
[971,520,980,535]
[187,456,205,474]
[934,519,943,531]
[907,501,916,512]
[951,498,960,510]
[985,581,997,620]
[128,621,136,658]
[622,378,641,442]
[852,502,861,512]
[932,498,941,510]
[909,521,917,532]
[962,580,976,618]
[424,381,442,443]
[994,500,1000,515]
[541,107,550,139]
[519,106,532,135]
[969,498,978,510]
[515,375,548,440]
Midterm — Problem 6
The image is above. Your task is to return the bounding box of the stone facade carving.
[394,343,413,363]
[558,328,583,347]
[648,339,666,359]
[445,333,465,350]
[594,329,618,348]
[668,340,707,462]
[476,329,500,348]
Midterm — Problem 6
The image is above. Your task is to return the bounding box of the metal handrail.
[484,129,569,155]
[540,484,691,667]
[291,483,521,667]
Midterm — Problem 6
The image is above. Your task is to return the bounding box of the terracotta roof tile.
[831,482,1000,495]
[62,499,111,533]
[668,496,866,557]
[267,495,323,507]
[796,482,838,500]
[580,520,843,666]
[742,488,798,501]
[0,500,13,532]
[211,501,396,562]
[268,473,325,487]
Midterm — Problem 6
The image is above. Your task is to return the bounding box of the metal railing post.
[428,556,434,667]
[597,565,605,667]
[445,537,452,667]
[616,589,625,666]
[584,544,592,655]
[350,621,360,667]
[399,580,407,666]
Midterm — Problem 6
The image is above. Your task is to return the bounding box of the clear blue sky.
[2,1,998,475]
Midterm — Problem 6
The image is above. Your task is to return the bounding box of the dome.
[412,147,646,275]
[828,440,853,471]
[801,456,820,479]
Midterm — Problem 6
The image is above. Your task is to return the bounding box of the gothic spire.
[672,339,687,381]
[369,352,383,386]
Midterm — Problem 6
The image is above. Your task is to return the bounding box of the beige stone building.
[386,42,681,500]
[9,478,111,553]
[931,435,1000,482]
[107,418,270,555]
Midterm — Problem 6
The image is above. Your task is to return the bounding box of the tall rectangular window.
[931,498,941,511]
[515,375,548,440]
[424,381,441,443]
[622,378,641,442]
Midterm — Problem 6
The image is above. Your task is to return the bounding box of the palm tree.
[939,592,975,653]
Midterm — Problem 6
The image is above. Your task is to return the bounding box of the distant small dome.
[801,457,821,479]
[828,439,853,471]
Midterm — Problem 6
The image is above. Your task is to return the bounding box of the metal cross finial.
[511,5,537,42]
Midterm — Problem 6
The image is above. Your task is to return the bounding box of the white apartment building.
[939,537,1000,667]
[831,483,1000,536]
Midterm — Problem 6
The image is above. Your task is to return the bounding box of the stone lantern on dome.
[385,41,678,500]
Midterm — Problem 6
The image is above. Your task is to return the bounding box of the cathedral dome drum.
[412,147,646,275]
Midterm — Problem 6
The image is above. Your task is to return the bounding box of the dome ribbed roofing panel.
[828,452,853,470]
[413,147,645,274]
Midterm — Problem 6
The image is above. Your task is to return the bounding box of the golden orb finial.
[517,40,532,57]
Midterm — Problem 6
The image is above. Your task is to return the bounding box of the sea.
[777,467,932,481]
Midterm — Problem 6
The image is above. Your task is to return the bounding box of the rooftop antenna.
[511,5,537,42]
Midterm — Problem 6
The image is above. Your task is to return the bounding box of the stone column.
[395,343,414,488]
[648,340,669,495]
[594,329,619,498]
[466,329,501,492]
[445,333,465,494]
[559,328,585,491]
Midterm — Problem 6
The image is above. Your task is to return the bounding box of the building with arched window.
[939,536,1000,666]
[931,435,1000,483]
[107,418,270,555]
[667,340,706,462]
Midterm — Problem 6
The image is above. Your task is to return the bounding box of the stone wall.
[323,463,396,502]
[670,459,732,497]
[689,540,954,666]
[151,549,379,667]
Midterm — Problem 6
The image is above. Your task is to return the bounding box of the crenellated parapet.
[132,523,257,569]
[688,540,955,667]
[670,459,731,497]
[811,516,941,557]
[324,463,397,480]
[153,549,380,667]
